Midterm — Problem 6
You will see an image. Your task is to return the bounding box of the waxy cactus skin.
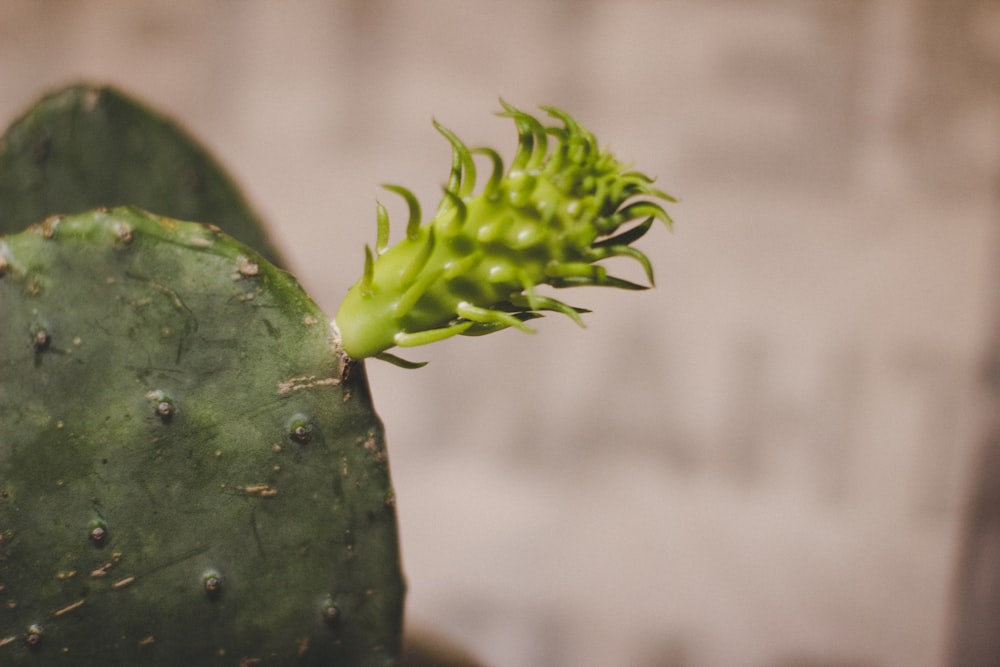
[0,208,404,665]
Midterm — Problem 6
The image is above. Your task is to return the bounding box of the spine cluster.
[334,101,675,365]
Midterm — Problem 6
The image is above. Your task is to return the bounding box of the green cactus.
[0,208,403,664]
[1,88,674,665]
[0,84,283,266]
[335,101,673,365]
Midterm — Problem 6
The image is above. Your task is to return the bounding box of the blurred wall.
[2,2,999,666]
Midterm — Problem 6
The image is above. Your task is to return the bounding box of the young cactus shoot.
[333,102,675,366]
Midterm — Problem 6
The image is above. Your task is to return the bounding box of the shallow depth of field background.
[3,2,999,666]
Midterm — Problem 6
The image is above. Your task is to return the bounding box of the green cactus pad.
[0,84,283,267]
[0,208,403,665]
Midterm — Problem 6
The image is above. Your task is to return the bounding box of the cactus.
[0,84,283,266]
[0,207,403,664]
[335,101,673,365]
[0,89,674,665]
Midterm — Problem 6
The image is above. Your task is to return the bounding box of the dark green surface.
[0,208,404,665]
[0,84,283,266]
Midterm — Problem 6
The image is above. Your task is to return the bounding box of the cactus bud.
[334,101,675,365]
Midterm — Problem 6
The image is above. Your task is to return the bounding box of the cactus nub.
[288,414,313,444]
[2,87,676,665]
[88,519,109,546]
[202,571,223,600]
[23,626,42,650]
[31,326,50,351]
[323,601,341,626]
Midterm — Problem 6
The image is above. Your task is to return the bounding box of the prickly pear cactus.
[0,208,404,664]
[0,84,283,266]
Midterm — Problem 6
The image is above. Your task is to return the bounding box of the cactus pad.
[0,208,403,665]
[0,84,283,266]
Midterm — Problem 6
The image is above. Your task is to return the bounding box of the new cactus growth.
[335,101,674,365]
[1,88,674,665]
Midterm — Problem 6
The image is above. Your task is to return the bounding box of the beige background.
[3,2,999,666]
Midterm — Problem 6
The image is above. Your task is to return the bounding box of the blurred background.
[3,2,999,665]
